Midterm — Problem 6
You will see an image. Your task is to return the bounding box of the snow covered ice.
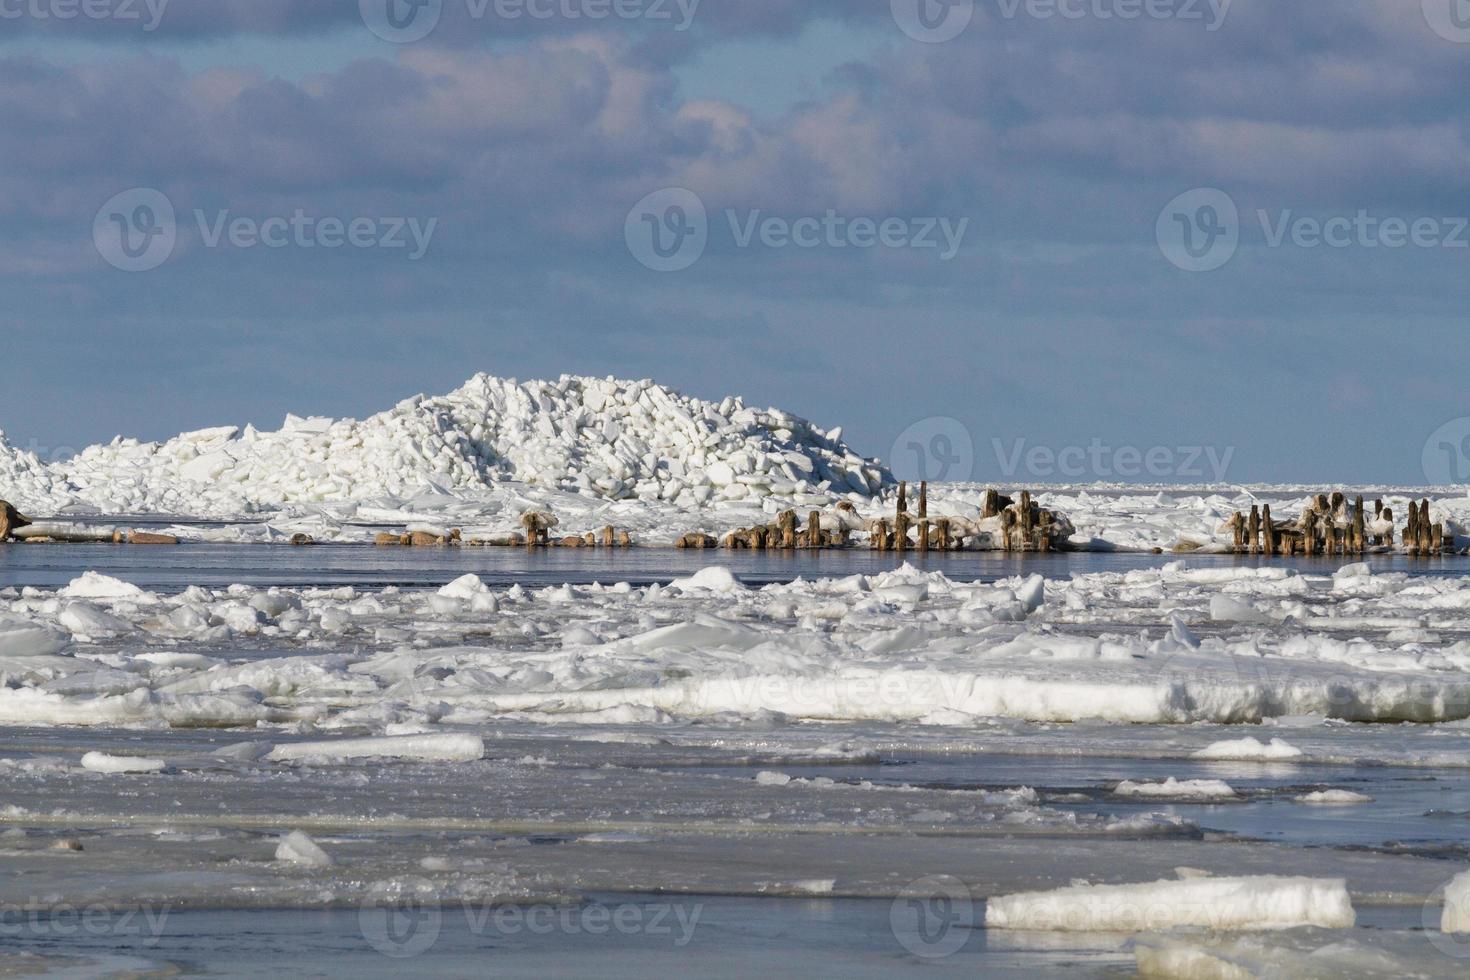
[2,385,1470,974]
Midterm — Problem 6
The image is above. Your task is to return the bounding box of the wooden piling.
[982,489,1000,520]
[1302,510,1317,556]
[779,510,798,550]
[1248,506,1261,556]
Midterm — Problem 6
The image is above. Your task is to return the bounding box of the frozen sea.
[1,545,1470,978]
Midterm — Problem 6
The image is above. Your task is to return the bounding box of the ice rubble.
[5,562,1470,731]
[1113,779,1237,800]
[275,830,332,869]
[985,875,1355,932]
[0,375,887,516]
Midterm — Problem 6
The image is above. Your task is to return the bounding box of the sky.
[4,0,1470,486]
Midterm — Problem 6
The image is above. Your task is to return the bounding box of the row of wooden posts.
[1230,493,1452,557]
[678,484,1066,553]
[375,522,635,549]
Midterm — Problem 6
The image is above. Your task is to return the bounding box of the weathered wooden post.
[1302,509,1317,556]
[1038,510,1054,552]
[937,518,952,551]
[1381,507,1394,547]
[0,502,30,542]
[779,510,798,549]
[917,482,930,553]
[1407,502,1421,556]
[618,530,633,549]
[982,489,1000,520]
[1231,512,1246,554]
[1262,505,1277,556]
[1248,506,1261,556]
[807,511,823,549]
[892,483,908,553]
[602,525,615,548]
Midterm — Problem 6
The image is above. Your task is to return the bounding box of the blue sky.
[4,0,1470,484]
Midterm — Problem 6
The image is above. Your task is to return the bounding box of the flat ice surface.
[0,549,1467,976]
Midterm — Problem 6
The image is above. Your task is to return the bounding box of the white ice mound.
[985,876,1355,932]
[3,375,889,514]
[669,567,745,594]
[59,571,153,603]
[1444,870,1470,934]
[1192,737,1303,761]
[1114,778,1236,799]
[275,830,332,868]
[1293,790,1373,805]
[80,751,165,774]
[266,734,485,764]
